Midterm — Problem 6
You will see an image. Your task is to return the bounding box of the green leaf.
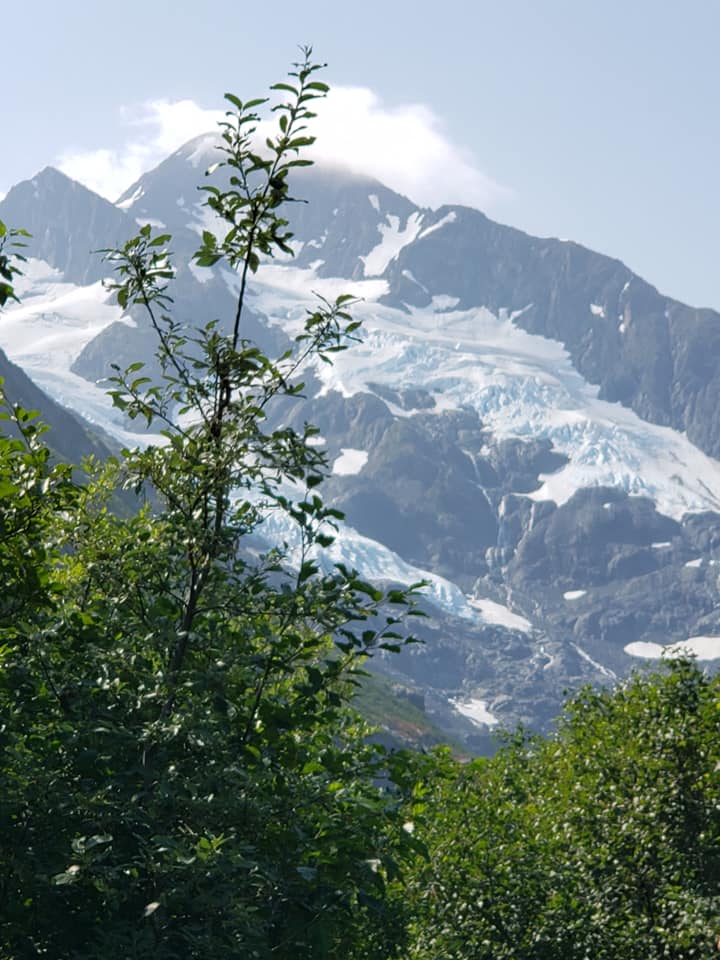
[270,82,299,95]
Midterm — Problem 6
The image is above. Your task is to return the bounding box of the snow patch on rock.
[418,211,457,240]
[450,697,499,728]
[468,598,533,633]
[361,212,424,276]
[332,448,368,476]
[625,637,720,660]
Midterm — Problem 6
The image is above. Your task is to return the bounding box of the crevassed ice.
[10,248,720,524]
[2,265,123,372]
[0,258,163,445]
[256,277,720,522]
[257,496,477,621]
[254,485,537,627]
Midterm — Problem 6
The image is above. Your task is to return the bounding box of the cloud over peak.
[308,87,509,211]
[56,87,510,212]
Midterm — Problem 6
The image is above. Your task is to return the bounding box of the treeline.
[1,53,718,959]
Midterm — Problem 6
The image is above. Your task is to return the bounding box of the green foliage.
[0,220,29,307]
[0,51,424,959]
[402,660,720,959]
[0,387,77,630]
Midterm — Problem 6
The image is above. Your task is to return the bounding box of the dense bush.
[402,659,720,959]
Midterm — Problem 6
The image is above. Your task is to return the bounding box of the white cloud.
[309,87,510,211]
[56,146,144,204]
[54,87,510,212]
[56,99,225,202]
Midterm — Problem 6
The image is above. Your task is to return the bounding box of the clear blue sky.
[5,0,720,309]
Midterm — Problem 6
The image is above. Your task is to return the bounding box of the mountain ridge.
[56,141,720,463]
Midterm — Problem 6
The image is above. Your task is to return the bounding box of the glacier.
[250,262,720,521]
[5,246,720,632]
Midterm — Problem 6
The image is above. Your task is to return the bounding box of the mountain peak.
[0,166,133,285]
[5,165,105,203]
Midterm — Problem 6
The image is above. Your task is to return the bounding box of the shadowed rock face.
[509,488,682,588]
[4,152,720,748]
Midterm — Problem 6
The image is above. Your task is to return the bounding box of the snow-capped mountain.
[3,137,720,750]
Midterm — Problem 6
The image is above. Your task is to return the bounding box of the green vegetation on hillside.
[352,670,462,751]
